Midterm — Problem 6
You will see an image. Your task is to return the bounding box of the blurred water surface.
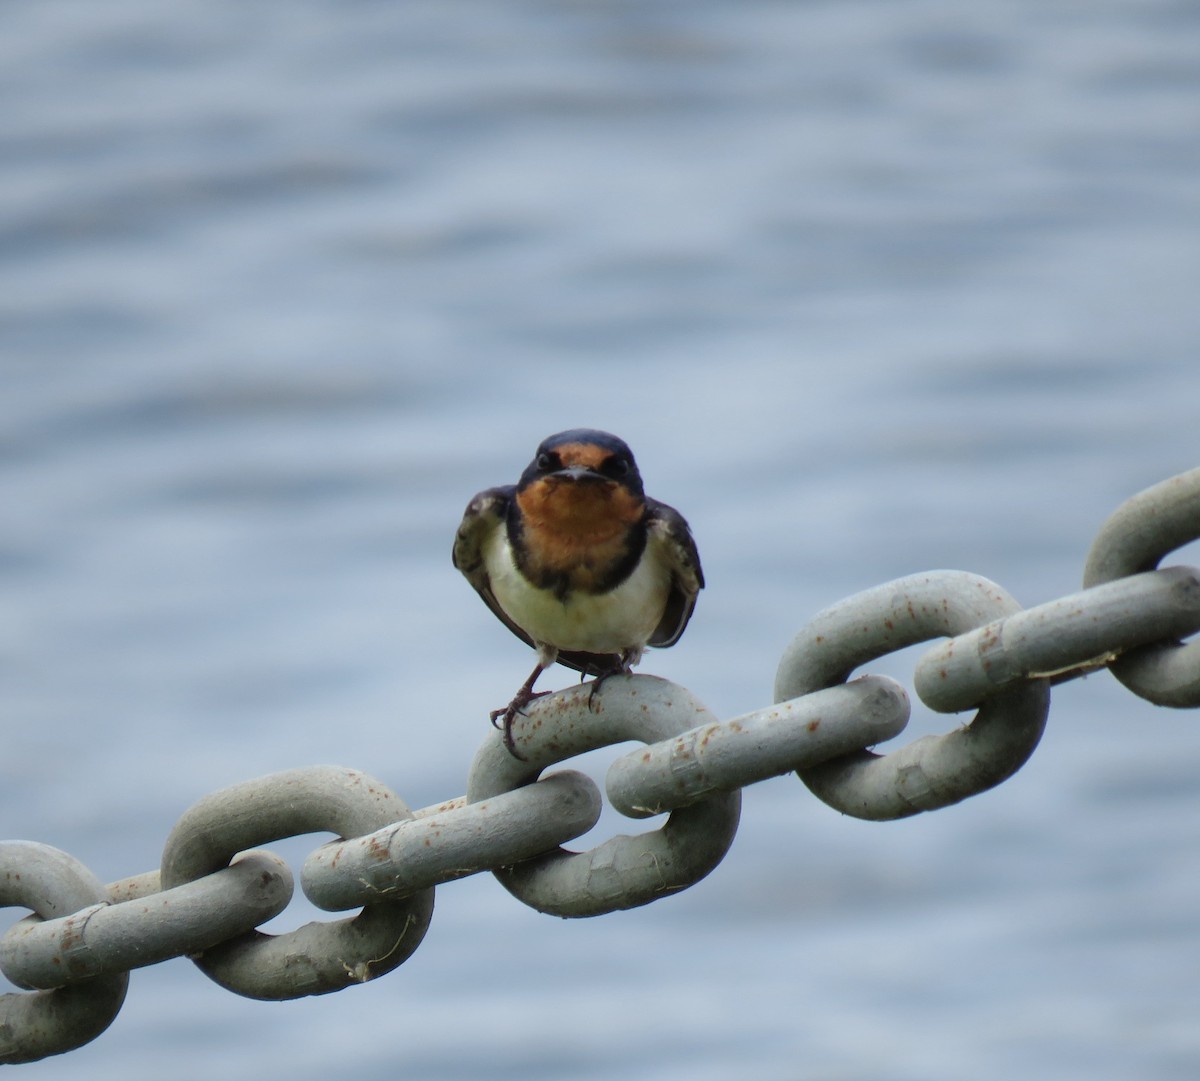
[3,1,1200,1079]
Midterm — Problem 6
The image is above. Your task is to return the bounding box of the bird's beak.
[553,465,606,483]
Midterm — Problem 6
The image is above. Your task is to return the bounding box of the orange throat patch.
[515,477,644,592]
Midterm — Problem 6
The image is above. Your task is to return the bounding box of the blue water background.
[3,1,1200,1078]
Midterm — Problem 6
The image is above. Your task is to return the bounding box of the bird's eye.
[536,451,556,471]
[604,457,630,478]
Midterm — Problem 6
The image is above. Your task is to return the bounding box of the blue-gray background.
[4,2,1200,1078]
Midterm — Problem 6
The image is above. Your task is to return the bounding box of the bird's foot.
[489,688,549,759]
[586,662,632,713]
[488,690,549,727]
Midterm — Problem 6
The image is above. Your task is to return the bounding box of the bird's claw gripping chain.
[3,467,1200,1062]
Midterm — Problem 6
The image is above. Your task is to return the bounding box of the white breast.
[483,530,670,655]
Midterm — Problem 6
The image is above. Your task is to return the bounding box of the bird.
[453,429,704,758]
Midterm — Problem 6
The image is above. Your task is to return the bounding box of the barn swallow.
[453,429,704,758]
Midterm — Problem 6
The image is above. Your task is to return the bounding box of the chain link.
[775,570,1051,819]
[466,677,741,917]
[302,771,602,911]
[159,765,435,1000]
[605,675,910,817]
[0,843,128,1064]
[1082,468,1200,706]
[914,567,1200,712]
[1,466,1198,1060]
[1,851,292,990]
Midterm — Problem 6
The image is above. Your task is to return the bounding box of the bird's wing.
[645,497,705,649]
[452,485,536,651]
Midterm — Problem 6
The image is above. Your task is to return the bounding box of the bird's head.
[515,429,646,539]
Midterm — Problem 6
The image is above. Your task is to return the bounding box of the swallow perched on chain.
[453,429,704,758]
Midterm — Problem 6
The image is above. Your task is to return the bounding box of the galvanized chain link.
[2,466,1198,1062]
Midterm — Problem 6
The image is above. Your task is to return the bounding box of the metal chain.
[2,466,1198,1063]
